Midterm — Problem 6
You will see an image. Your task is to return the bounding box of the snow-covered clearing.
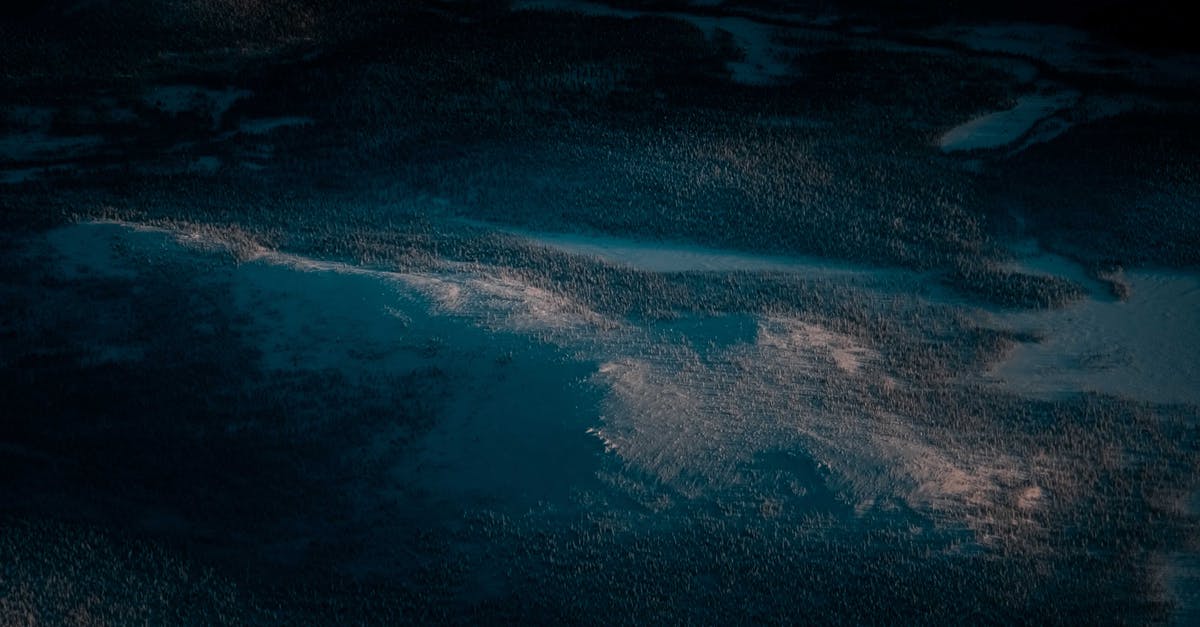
[939,89,1078,152]
[987,266,1200,405]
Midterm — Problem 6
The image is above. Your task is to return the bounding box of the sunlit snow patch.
[587,313,1043,542]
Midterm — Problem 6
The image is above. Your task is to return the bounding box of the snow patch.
[988,265,1200,406]
[939,89,1078,152]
